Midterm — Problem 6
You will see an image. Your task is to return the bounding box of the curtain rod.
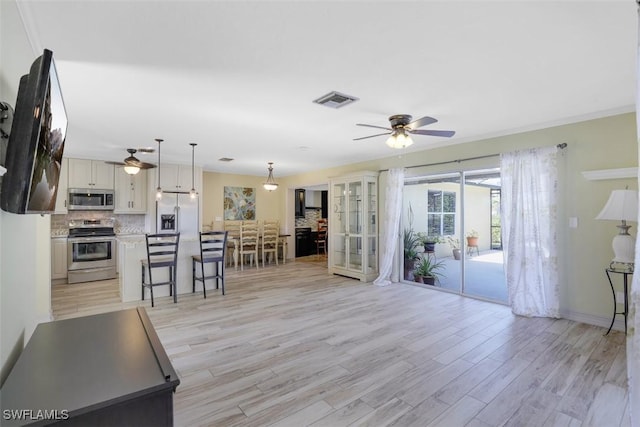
[379,143,568,173]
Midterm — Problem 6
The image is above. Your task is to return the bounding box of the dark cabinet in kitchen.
[295,189,306,218]
[321,190,328,219]
[295,227,314,257]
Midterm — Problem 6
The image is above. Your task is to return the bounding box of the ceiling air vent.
[313,91,359,109]
[218,157,234,162]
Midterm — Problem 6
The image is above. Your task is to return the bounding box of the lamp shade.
[596,190,638,221]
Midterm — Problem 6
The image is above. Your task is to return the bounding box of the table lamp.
[596,189,638,272]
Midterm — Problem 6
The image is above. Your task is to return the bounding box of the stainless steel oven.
[67,219,117,284]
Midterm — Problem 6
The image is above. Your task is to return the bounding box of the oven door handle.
[68,236,116,243]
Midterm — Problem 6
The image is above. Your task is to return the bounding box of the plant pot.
[404,258,414,280]
[424,242,436,252]
[467,237,478,247]
[414,275,423,283]
[452,248,461,260]
[423,276,436,285]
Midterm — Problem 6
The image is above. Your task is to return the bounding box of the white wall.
[0,0,53,385]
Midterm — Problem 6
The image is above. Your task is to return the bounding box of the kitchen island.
[118,235,219,303]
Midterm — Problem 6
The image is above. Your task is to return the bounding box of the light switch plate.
[569,217,578,228]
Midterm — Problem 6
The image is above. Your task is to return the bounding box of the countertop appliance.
[68,188,114,210]
[156,192,199,239]
[67,218,117,283]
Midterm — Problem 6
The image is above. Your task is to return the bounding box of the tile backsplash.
[51,212,146,236]
[295,208,325,230]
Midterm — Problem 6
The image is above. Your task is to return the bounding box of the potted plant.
[403,228,421,280]
[413,256,445,285]
[447,236,462,260]
[466,229,479,247]
[420,233,442,252]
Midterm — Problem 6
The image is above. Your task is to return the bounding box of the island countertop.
[118,235,207,303]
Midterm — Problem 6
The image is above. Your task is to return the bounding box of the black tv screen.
[1,49,67,214]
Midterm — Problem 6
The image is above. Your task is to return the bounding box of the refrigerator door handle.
[175,205,180,234]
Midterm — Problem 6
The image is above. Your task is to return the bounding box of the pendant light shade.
[155,138,163,200]
[189,143,197,199]
[263,162,278,191]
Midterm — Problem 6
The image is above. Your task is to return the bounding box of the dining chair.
[192,230,227,297]
[261,220,279,267]
[141,233,180,307]
[224,220,242,269]
[239,221,259,270]
[316,218,328,255]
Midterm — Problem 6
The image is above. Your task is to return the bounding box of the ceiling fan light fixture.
[263,162,279,191]
[386,131,414,149]
[124,165,140,175]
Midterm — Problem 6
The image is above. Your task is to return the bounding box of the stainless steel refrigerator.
[156,192,199,239]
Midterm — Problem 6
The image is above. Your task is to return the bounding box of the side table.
[604,268,631,335]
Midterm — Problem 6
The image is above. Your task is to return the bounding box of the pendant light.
[189,143,197,199]
[155,138,163,200]
[263,162,278,191]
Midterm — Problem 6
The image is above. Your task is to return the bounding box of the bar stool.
[141,233,180,308]
[192,230,227,297]
[316,218,328,256]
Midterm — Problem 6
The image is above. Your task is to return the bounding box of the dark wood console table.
[1,307,179,426]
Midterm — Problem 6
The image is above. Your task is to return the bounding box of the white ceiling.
[14,0,637,177]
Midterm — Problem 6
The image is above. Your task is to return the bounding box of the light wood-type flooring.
[52,258,630,427]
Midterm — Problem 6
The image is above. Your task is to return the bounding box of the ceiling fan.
[106,148,156,175]
[354,114,455,148]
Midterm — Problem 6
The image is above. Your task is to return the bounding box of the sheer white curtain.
[629,3,640,423]
[374,168,404,287]
[501,146,560,317]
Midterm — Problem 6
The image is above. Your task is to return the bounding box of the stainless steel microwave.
[68,189,115,211]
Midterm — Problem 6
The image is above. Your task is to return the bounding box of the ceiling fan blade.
[138,162,156,169]
[356,123,393,131]
[410,129,456,138]
[353,131,392,141]
[406,116,438,130]
[105,161,126,166]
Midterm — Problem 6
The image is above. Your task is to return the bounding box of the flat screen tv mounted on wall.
[0,49,67,214]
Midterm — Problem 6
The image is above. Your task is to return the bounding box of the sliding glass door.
[402,169,507,303]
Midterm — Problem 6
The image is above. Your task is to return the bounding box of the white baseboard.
[560,309,626,332]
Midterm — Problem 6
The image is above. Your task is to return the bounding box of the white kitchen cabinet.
[54,158,69,214]
[68,158,114,189]
[157,163,201,193]
[51,237,68,282]
[329,171,378,282]
[114,167,147,214]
